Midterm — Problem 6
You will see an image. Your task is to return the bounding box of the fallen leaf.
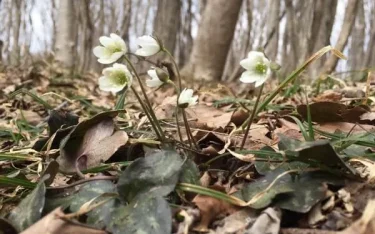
[57,111,128,173]
[192,186,240,232]
[245,207,281,234]
[339,199,375,234]
[21,208,107,234]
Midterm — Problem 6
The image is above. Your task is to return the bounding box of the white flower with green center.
[239,51,271,87]
[135,35,161,57]
[178,88,198,108]
[93,33,127,64]
[146,69,164,88]
[98,63,133,93]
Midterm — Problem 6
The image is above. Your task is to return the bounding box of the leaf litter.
[1,63,375,234]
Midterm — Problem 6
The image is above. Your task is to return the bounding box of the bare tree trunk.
[177,0,193,67]
[11,0,21,66]
[182,0,243,81]
[364,1,375,67]
[55,0,76,72]
[79,0,93,72]
[265,0,280,61]
[153,0,181,55]
[322,0,359,74]
[120,0,132,45]
[349,0,365,76]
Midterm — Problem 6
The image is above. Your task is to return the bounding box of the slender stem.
[168,80,183,142]
[131,86,162,140]
[163,49,181,90]
[124,56,165,141]
[240,84,264,149]
[175,107,183,142]
[182,109,198,149]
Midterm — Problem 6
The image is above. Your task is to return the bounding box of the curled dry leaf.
[58,111,128,173]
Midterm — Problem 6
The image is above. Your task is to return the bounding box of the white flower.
[178,88,198,108]
[239,51,271,87]
[146,69,164,88]
[135,35,161,57]
[98,63,133,93]
[93,33,127,64]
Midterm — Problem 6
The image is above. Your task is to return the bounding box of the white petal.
[189,95,198,106]
[98,76,123,93]
[100,52,123,64]
[113,63,128,70]
[135,46,159,57]
[93,46,110,58]
[137,35,158,45]
[240,57,256,70]
[239,71,264,83]
[102,67,116,76]
[98,57,116,64]
[146,79,163,88]
[110,33,127,51]
[147,69,158,80]
[254,77,267,87]
[247,51,265,60]
[99,36,115,47]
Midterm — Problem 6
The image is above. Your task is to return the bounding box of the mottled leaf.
[117,150,184,202]
[107,194,171,234]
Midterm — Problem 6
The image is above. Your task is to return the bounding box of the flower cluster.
[93,33,198,108]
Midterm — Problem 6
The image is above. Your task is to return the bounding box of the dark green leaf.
[8,179,46,231]
[70,180,117,228]
[117,150,184,202]
[107,194,171,234]
[275,171,344,213]
[179,159,200,185]
[233,169,294,209]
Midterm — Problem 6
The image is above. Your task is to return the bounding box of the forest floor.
[0,63,375,234]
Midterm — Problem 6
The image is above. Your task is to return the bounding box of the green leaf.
[293,140,357,175]
[117,150,184,202]
[233,169,294,209]
[8,179,46,231]
[45,180,117,229]
[107,194,171,234]
[70,180,117,228]
[275,171,344,213]
[179,159,200,185]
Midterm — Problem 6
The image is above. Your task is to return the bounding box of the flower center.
[111,71,127,85]
[255,62,267,74]
[108,43,123,53]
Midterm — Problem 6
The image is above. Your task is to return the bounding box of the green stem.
[131,86,162,140]
[240,84,264,149]
[168,80,183,142]
[124,56,166,141]
[163,49,182,90]
[182,109,198,149]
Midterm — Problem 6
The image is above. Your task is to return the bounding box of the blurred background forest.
[0,0,374,81]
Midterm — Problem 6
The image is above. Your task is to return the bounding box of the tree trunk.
[322,0,359,74]
[153,0,181,55]
[55,0,76,72]
[349,0,365,77]
[265,0,280,61]
[182,0,243,81]
[11,0,21,66]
